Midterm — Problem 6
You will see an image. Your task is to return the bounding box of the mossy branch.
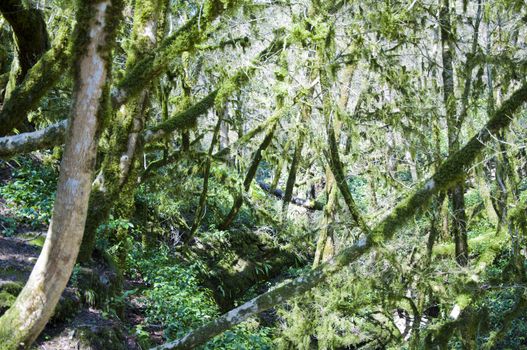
[144,91,218,142]
[153,82,527,350]
[0,119,68,158]
[111,0,244,107]
[326,118,371,234]
[0,26,71,136]
[257,181,325,210]
[0,34,286,157]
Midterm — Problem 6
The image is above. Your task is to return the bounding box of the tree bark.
[77,0,164,264]
[440,0,469,265]
[0,1,122,348]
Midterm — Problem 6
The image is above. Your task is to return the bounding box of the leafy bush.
[0,157,58,230]
[128,245,273,349]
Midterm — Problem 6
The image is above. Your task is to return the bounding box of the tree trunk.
[0,1,121,348]
[440,0,468,265]
[77,0,165,263]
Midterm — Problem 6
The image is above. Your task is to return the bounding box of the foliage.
[0,156,58,231]
[128,244,273,349]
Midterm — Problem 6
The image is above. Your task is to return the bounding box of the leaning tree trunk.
[0,1,122,348]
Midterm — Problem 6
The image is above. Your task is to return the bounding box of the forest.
[0,0,526,349]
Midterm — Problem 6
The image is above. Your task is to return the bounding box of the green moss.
[0,291,16,312]
[455,294,472,308]
[0,305,24,350]
[0,281,23,296]
[150,91,218,134]
[0,25,71,135]
[114,0,242,107]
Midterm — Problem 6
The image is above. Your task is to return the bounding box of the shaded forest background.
[0,0,526,349]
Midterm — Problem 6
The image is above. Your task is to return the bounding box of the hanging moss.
[113,0,243,107]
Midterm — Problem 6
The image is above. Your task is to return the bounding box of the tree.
[0,0,123,347]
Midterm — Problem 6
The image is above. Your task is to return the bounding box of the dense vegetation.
[0,0,526,349]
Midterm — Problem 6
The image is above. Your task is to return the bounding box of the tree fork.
[77,0,164,264]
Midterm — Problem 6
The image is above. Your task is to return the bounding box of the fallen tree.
[151,81,527,350]
[257,181,324,211]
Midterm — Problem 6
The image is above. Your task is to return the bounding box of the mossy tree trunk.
[0,1,122,348]
[0,0,49,99]
[77,0,164,265]
[440,0,468,266]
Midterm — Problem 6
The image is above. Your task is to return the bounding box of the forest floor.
[0,232,158,350]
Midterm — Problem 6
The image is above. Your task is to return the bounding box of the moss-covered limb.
[0,1,123,348]
[326,122,371,235]
[0,119,68,158]
[257,181,325,210]
[0,86,212,157]
[0,0,49,85]
[196,35,250,51]
[213,106,287,158]
[111,0,243,107]
[0,26,71,136]
[152,236,373,350]
[282,105,311,214]
[313,177,337,268]
[153,82,527,350]
[219,119,280,230]
[145,35,286,143]
[375,82,527,242]
[188,114,223,241]
[145,90,218,142]
[139,148,209,182]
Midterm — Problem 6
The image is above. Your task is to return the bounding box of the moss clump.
[0,281,23,296]
[0,291,16,314]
